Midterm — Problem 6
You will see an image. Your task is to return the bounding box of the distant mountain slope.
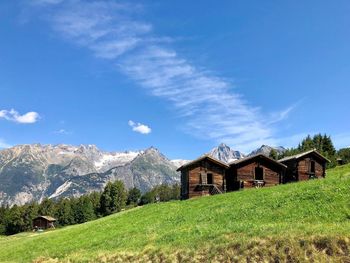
[249,144,286,157]
[170,159,190,168]
[208,143,245,163]
[1,164,349,262]
[0,144,179,206]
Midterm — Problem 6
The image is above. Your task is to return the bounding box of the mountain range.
[0,143,285,206]
[248,144,286,157]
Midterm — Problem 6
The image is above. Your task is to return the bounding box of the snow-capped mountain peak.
[208,143,245,163]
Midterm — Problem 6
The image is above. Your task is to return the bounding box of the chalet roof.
[229,154,287,169]
[176,154,229,171]
[34,216,57,222]
[278,149,330,163]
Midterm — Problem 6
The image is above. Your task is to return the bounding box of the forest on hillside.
[0,182,180,236]
[269,133,350,167]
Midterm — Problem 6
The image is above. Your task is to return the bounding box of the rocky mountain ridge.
[208,143,245,163]
[0,143,287,206]
[248,144,286,157]
[0,144,179,206]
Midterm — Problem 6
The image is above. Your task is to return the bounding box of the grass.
[1,164,350,262]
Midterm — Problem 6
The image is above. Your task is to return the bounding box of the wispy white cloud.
[27,0,296,151]
[0,109,40,124]
[0,139,11,149]
[128,120,151,135]
[54,129,71,135]
[31,0,64,5]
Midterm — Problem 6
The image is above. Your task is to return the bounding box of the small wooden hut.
[227,154,287,191]
[177,155,229,200]
[32,216,56,230]
[278,149,329,183]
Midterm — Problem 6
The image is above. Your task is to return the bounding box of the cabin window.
[255,167,264,181]
[207,173,213,184]
[310,161,315,173]
[309,161,316,179]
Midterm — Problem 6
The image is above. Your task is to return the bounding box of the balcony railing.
[196,184,223,195]
[253,180,265,188]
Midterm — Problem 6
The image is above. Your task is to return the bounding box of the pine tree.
[100,182,113,216]
[74,196,96,224]
[110,181,127,213]
[22,202,39,231]
[0,206,6,235]
[56,198,75,226]
[140,191,156,205]
[88,192,101,218]
[300,135,315,151]
[6,205,25,235]
[269,149,278,160]
[127,187,142,206]
[312,133,323,152]
[38,198,55,216]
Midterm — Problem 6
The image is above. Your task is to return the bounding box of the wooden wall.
[180,170,188,199]
[281,159,298,183]
[181,159,226,199]
[234,160,282,189]
[297,157,325,181]
[32,218,52,229]
[281,153,327,183]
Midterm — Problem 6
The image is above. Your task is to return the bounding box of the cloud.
[27,0,296,151]
[54,129,71,135]
[0,139,11,149]
[128,120,151,134]
[31,0,64,5]
[0,109,40,124]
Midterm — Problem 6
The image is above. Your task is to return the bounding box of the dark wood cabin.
[32,216,56,230]
[177,155,229,200]
[337,158,345,166]
[227,154,287,191]
[278,150,329,183]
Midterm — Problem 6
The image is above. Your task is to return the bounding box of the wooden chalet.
[32,216,56,230]
[227,154,287,191]
[177,155,229,200]
[278,149,329,183]
[178,153,286,200]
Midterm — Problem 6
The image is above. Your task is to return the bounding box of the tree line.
[269,133,350,167]
[0,181,180,235]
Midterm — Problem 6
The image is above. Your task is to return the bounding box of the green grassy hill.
[1,165,350,262]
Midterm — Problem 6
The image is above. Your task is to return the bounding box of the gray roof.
[34,216,57,222]
[278,149,330,163]
[229,153,287,168]
[176,154,229,171]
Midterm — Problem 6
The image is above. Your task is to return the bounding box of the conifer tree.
[269,149,278,160]
[38,198,55,216]
[56,198,75,226]
[74,196,96,224]
[88,192,101,217]
[6,205,25,235]
[110,181,127,213]
[22,202,39,231]
[127,187,142,206]
[100,182,113,215]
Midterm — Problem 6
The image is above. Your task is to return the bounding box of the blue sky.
[0,0,349,159]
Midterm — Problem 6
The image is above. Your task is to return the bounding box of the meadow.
[0,164,350,262]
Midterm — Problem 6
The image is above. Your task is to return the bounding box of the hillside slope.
[1,165,350,262]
